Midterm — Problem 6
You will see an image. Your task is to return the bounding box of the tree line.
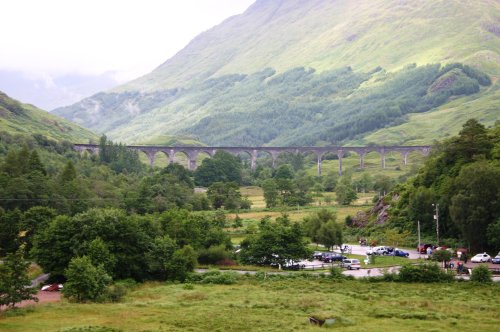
[381,119,500,252]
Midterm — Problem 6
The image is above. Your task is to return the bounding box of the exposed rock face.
[351,211,370,228]
[372,194,400,225]
[352,194,400,227]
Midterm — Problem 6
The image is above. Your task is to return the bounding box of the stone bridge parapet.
[74,144,431,176]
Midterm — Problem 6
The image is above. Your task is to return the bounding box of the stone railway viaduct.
[74,144,431,176]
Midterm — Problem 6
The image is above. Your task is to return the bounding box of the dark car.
[283,263,306,270]
[322,252,346,263]
[392,249,410,257]
[492,252,500,264]
[313,251,325,260]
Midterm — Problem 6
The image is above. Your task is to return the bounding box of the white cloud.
[0,0,254,81]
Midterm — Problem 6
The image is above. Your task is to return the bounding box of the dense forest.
[0,131,342,288]
[353,120,500,253]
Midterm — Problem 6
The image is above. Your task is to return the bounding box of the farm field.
[1,279,499,331]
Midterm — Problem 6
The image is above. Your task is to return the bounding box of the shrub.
[381,268,398,282]
[329,267,346,281]
[63,256,112,303]
[470,265,492,283]
[240,198,252,210]
[187,270,239,285]
[431,250,452,265]
[201,271,239,285]
[183,283,194,290]
[197,245,231,265]
[103,279,137,302]
[398,263,454,283]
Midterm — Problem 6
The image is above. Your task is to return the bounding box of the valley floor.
[1,279,499,331]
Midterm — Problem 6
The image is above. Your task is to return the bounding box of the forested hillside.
[53,0,500,146]
[55,63,494,146]
[371,120,500,252]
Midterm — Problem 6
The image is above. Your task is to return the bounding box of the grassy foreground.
[1,279,499,331]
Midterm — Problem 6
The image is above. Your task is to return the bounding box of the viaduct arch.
[74,144,431,176]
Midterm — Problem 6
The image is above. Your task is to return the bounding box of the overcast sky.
[1,0,255,82]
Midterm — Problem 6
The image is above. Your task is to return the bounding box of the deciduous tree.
[63,256,112,302]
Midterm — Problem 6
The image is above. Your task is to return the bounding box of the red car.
[41,284,63,291]
[417,244,434,254]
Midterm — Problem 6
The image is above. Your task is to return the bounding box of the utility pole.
[433,203,439,246]
[417,220,421,259]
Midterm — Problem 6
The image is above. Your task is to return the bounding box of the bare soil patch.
[16,290,61,308]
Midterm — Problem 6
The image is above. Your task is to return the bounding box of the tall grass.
[1,279,498,331]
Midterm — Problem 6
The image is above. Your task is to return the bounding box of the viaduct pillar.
[146,151,156,167]
[317,154,323,176]
[359,153,366,169]
[251,150,258,171]
[338,150,344,176]
[380,149,386,169]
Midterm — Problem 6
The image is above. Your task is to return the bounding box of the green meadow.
[1,279,499,331]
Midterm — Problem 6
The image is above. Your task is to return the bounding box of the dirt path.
[16,290,61,308]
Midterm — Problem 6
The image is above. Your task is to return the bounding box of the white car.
[366,246,389,256]
[471,253,491,263]
[342,259,361,270]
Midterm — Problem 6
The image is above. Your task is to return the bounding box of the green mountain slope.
[0,91,97,143]
[53,0,500,146]
[123,0,500,91]
[352,78,500,145]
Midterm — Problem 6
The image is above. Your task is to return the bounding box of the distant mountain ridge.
[0,70,120,111]
[54,0,500,146]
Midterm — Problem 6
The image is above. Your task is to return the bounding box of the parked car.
[492,252,500,264]
[392,249,410,257]
[366,246,389,255]
[471,253,492,263]
[322,252,346,263]
[417,244,434,254]
[342,259,361,270]
[41,284,63,291]
[313,251,325,260]
[283,263,306,270]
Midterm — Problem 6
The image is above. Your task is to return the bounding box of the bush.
[197,245,231,265]
[381,268,398,282]
[104,279,136,302]
[63,256,112,303]
[201,272,239,285]
[329,267,347,281]
[431,250,452,265]
[470,265,492,283]
[187,270,240,285]
[183,283,195,290]
[398,263,454,283]
[103,281,132,302]
[240,198,252,210]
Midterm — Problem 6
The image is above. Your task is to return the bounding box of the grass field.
[226,189,373,235]
[225,187,374,247]
[1,279,498,331]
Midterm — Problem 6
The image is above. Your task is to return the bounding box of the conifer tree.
[0,246,38,308]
